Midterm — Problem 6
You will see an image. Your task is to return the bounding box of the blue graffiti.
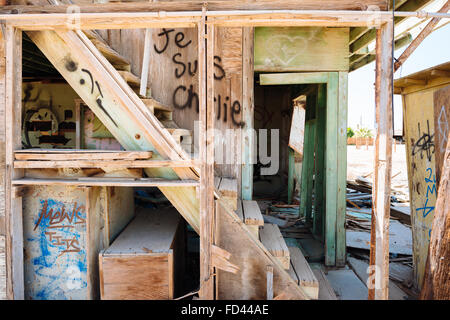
[27,198,88,300]
[416,168,436,218]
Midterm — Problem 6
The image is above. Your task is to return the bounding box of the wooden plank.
[241,27,254,200]
[14,159,198,169]
[313,84,326,239]
[242,200,264,226]
[215,199,309,300]
[0,1,389,15]
[326,268,368,300]
[15,151,153,160]
[12,178,199,187]
[104,187,135,245]
[235,199,244,222]
[288,246,319,299]
[260,72,329,85]
[260,224,290,269]
[4,25,24,300]
[336,71,348,267]
[369,20,394,301]
[288,103,306,156]
[311,268,338,300]
[325,72,339,266]
[266,265,274,300]
[254,27,349,72]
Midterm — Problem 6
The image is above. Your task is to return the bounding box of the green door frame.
[260,72,348,267]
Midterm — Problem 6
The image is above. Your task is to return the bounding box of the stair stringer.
[27,30,201,232]
[216,199,309,300]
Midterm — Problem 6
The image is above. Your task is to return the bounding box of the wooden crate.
[99,207,185,300]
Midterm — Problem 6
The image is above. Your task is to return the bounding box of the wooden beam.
[13,160,199,169]
[4,25,24,300]
[394,0,450,72]
[369,20,394,300]
[260,72,329,85]
[350,0,435,55]
[14,150,153,160]
[12,177,199,187]
[0,1,390,15]
[241,27,254,201]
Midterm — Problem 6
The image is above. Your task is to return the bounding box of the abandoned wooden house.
[0,0,448,300]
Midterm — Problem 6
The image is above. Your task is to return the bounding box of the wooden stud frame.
[1,9,398,299]
[260,71,348,267]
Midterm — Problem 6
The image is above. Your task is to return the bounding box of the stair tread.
[288,246,319,287]
[118,70,141,87]
[260,224,289,258]
[141,98,174,113]
[83,30,131,70]
[218,177,237,198]
[242,200,264,226]
[160,120,192,136]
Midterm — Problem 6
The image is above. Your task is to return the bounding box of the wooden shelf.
[12,177,199,187]
[14,159,199,169]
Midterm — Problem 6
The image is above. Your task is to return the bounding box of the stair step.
[83,30,131,71]
[287,246,319,299]
[235,199,264,238]
[216,177,237,210]
[260,223,290,269]
[141,98,174,121]
[118,70,141,88]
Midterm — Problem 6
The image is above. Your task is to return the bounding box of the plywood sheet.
[23,185,88,300]
[255,27,349,72]
[433,84,450,185]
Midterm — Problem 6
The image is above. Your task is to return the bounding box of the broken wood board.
[346,220,413,255]
[288,103,306,157]
[260,223,290,269]
[310,265,338,300]
[347,257,408,300]
[326,268,368,300]
[215,199,309,300]
[287,246,318,299]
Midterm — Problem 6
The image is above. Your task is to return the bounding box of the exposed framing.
[2,5,399,299]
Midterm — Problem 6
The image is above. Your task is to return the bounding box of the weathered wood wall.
[402,82,450,289]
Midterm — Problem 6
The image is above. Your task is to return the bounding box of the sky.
[348,23,450,133]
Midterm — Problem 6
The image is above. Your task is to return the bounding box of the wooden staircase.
[27,29,315,300]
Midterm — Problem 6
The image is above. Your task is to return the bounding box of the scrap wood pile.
[260,202,312,239]
[347,175,411,226]
[345,174,416,297]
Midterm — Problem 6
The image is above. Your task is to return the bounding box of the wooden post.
[266,265,274,300]
[198,12,215,299]
[241,27,254,201]
[369,19,394,300]
[325,72,339,266]
[4,25,24,300]
[287,148,295,204]
[313,84,326,240]
[336,71,348,267]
